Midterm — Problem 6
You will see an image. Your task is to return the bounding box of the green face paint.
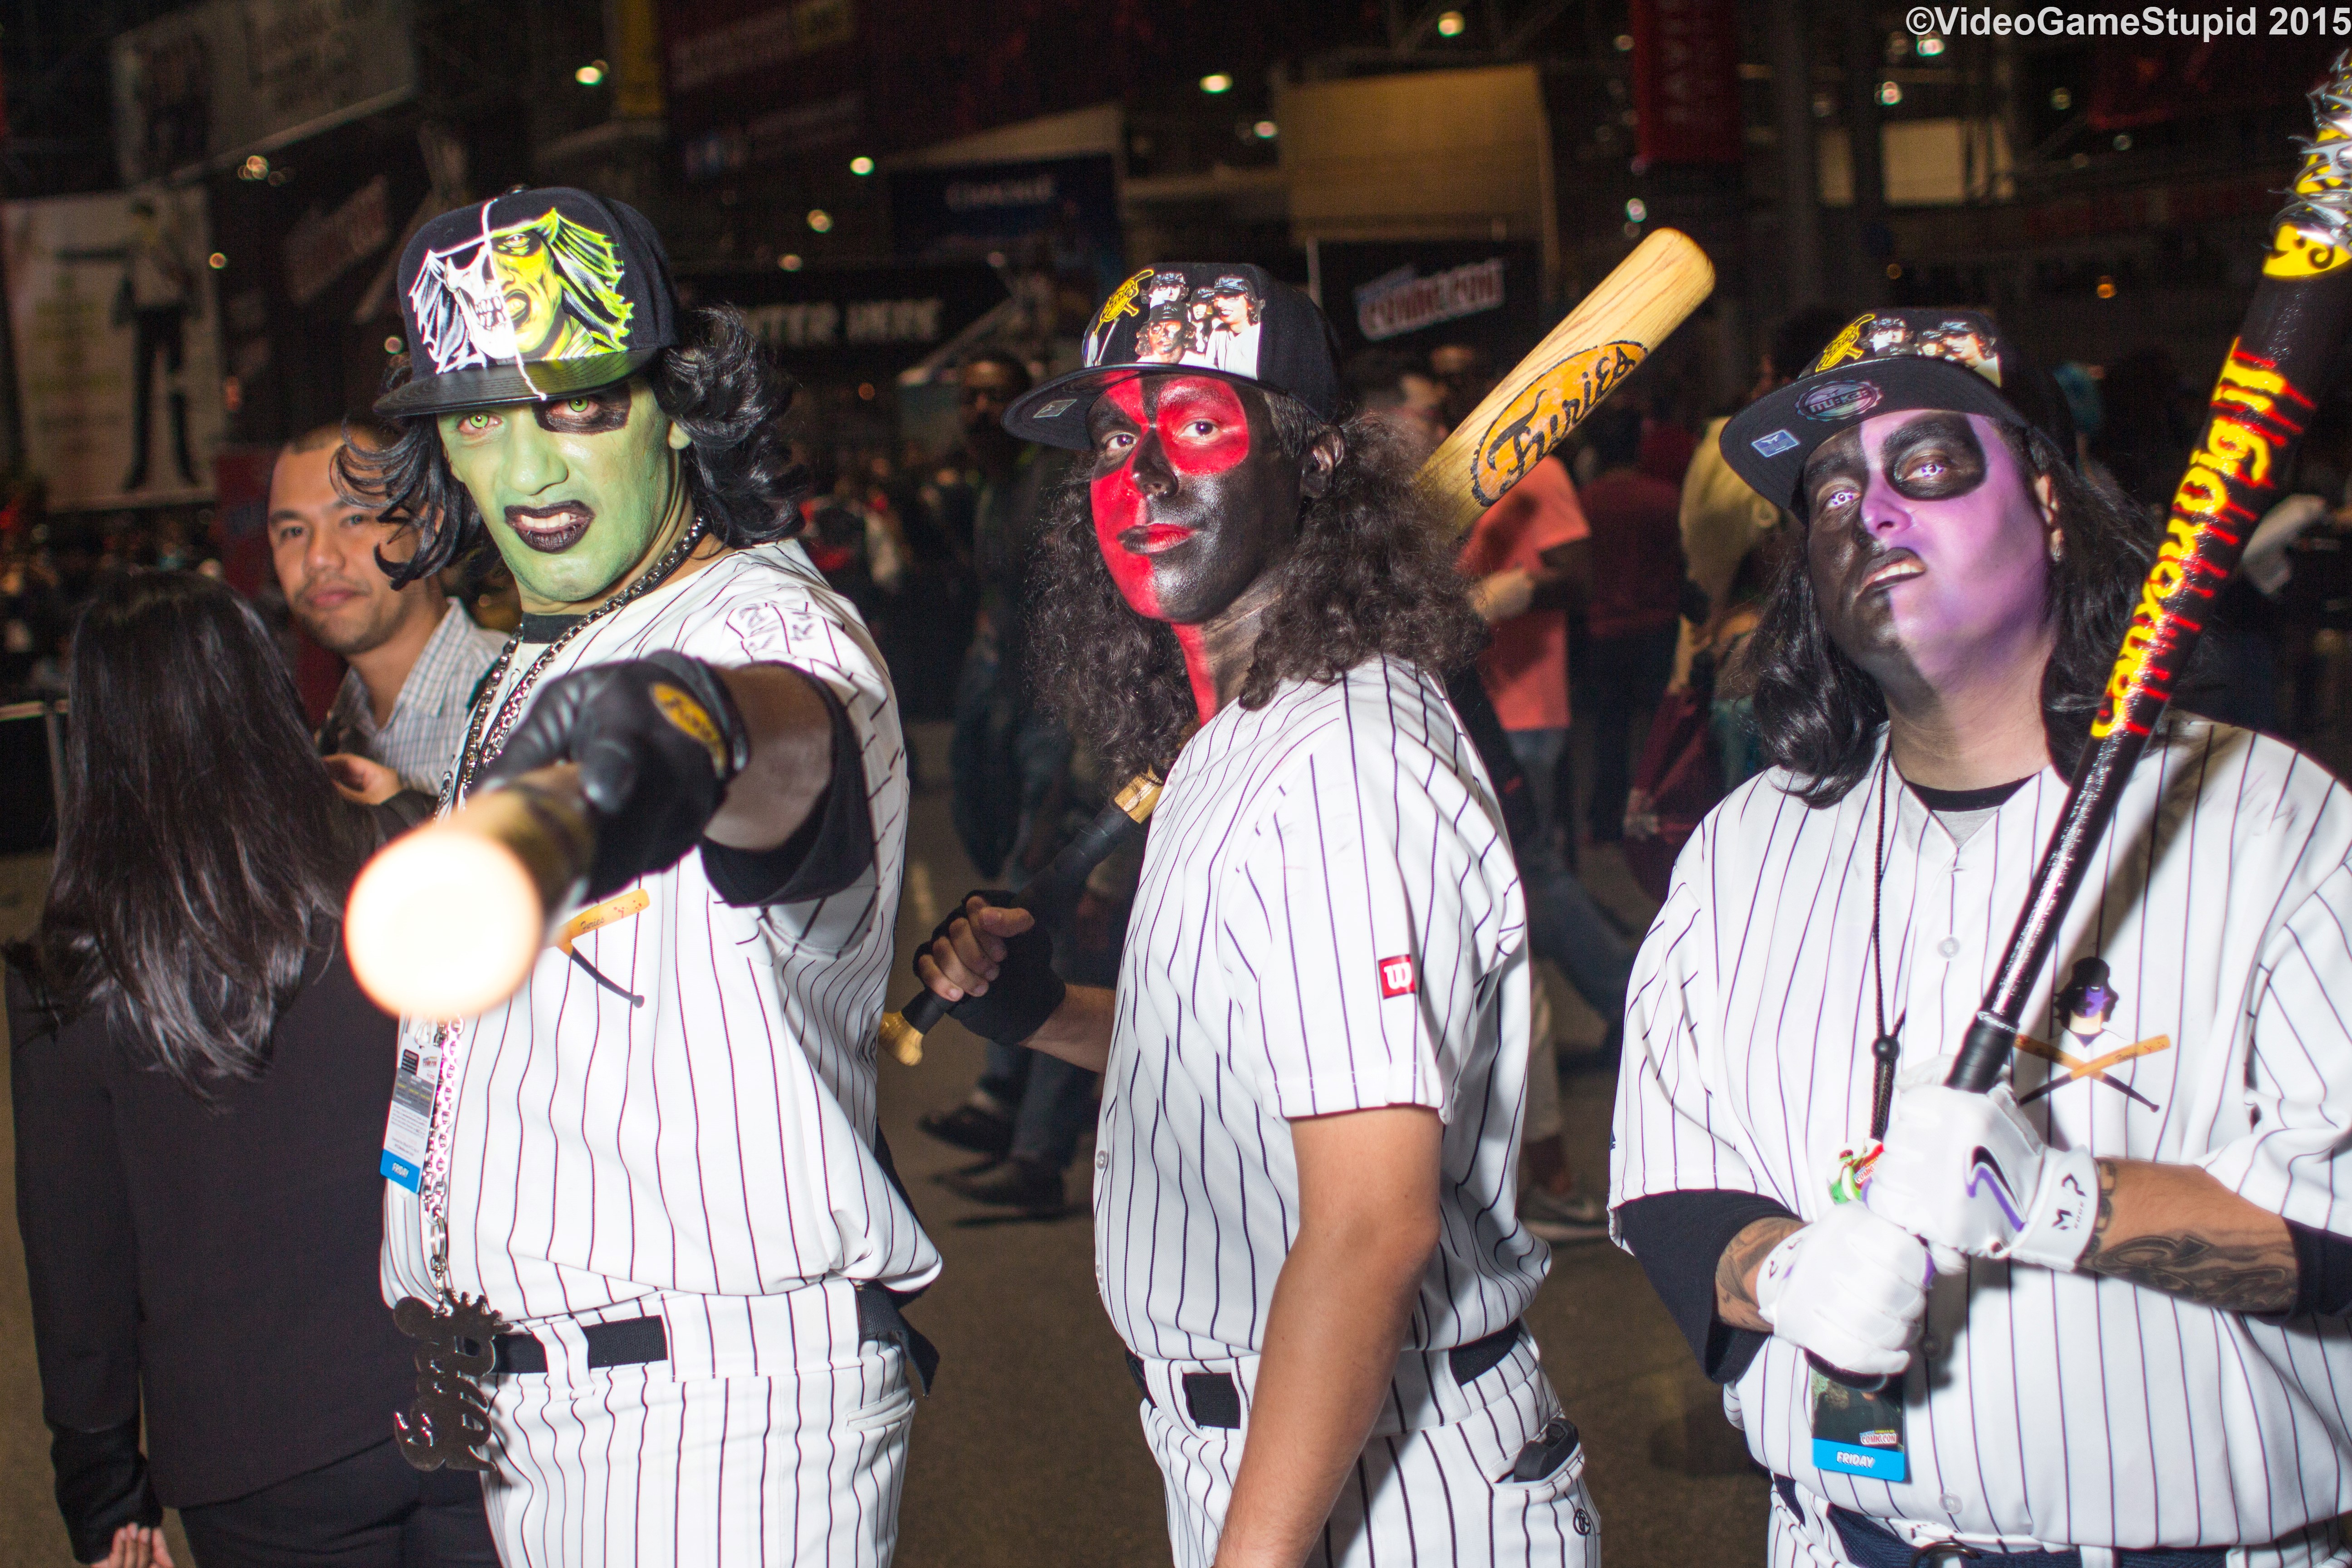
[439,379,691,611]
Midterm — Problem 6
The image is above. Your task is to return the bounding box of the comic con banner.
[1315,240,1546,364]
[5,190,227,510]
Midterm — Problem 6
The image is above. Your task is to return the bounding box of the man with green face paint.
[347,188,939,1568]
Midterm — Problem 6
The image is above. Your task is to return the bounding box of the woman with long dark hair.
[6,571,496,1568]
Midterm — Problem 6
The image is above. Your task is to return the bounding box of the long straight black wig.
[9,571,377,1093]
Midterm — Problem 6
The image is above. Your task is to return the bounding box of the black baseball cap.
[1004,262,1343,449]
[376,187,678,418]
[1721,309,2073,512]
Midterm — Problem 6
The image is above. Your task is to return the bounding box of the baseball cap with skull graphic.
[376,187,677,417]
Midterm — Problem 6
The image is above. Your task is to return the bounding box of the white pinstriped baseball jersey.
[1611,719,2352,1560]
[1097,657,1548,1365]
[382,539,939,1321]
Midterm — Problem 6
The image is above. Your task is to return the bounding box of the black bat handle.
[895,801,1143,1037]
[880,774,1164,1065]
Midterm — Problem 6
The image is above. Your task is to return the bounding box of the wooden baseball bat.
[345,764,594,1020]
[342,232,1716,1029]
[1944,52,2352,1095]
[881,228,1717,1063]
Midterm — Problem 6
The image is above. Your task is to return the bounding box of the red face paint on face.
[1085,372,1292,725]
[1091,377,1160,616]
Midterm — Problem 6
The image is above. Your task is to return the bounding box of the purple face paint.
[1801,411,2056,697]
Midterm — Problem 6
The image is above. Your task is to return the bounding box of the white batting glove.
[1754,1203,1930,1377]
[1864,1084,2099,1270]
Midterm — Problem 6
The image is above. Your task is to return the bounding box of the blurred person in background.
[921,352,1097,1213]
[6,571,492,1568]
[1572,404,1685,843]
[1429,339,1493,431]
[1343,348,1447,462]
[272,420,505,794]
[1621,307,1855,890]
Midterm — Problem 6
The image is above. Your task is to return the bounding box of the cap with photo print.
[376,186,677,417]
[1004,262,1342,449]
[1720,309,2073,511]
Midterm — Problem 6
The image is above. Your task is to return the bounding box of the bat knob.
[347,822,550,1020]
[877,1010,924,1067]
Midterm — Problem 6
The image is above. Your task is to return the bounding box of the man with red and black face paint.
[1612,310,2352,1566]
[916,265,1604,1567]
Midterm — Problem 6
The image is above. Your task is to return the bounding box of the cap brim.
[373,348,662,417]
[1003,362,1284,450]
[1720,358,2025,513]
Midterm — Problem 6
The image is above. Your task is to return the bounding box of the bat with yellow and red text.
[1945,53,2352,1094]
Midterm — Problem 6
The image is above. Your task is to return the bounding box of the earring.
[2048,532,2065,562]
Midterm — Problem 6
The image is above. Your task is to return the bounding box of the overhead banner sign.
[1317,241,1544,361]
[680,264,1006,376]
[662,0,865,181]
[5,189,227,510]
[890,154,1123,298]
[1629,0,1741,166]
[112,0,417,184]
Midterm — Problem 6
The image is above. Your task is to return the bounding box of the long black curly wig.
[1746,421,2155,807]
[338,305,808,586]
[1026,396,1485,781]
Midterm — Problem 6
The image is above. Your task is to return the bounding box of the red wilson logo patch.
[1378,955,1416,998]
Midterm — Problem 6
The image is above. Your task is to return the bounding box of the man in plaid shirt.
[271,420,505,792]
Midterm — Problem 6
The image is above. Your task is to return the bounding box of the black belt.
[488,1285,938,1393]
[1783,1481,2226,1568]
[492,1314,665,1376]
[1123,1320,1527,1430]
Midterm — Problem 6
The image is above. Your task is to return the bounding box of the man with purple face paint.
[1610,310,2352,1568]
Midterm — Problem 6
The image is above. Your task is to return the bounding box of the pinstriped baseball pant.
[1136,1337,1601,1566]
[477,1283,915,1568]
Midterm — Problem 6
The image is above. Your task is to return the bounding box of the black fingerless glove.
[917,890,1067,1046]
[485,651,752,900]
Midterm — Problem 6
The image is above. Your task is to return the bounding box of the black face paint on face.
[1083,373,1303,628]
[1801,409,2055,704]
[535,389,632,436]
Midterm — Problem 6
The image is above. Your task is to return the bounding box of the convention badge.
[392,1293,505,1474]
[381,1021,442,1192]
[1809,1364,1909,1482]
[1811,1136,1909,1476]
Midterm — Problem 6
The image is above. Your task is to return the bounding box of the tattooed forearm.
[2076,1158,2297,1313]
[1716,1216,1804,1333]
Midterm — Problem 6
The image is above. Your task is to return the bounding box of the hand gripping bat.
[342,230,1716,1031]
[879,228,1716,1063]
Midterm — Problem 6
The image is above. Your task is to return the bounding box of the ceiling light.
[850,155,875,175]
[1436,10,1465,35]
[806,209,833,233]
[1199,72,1233,94]
[575,60,607,86]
